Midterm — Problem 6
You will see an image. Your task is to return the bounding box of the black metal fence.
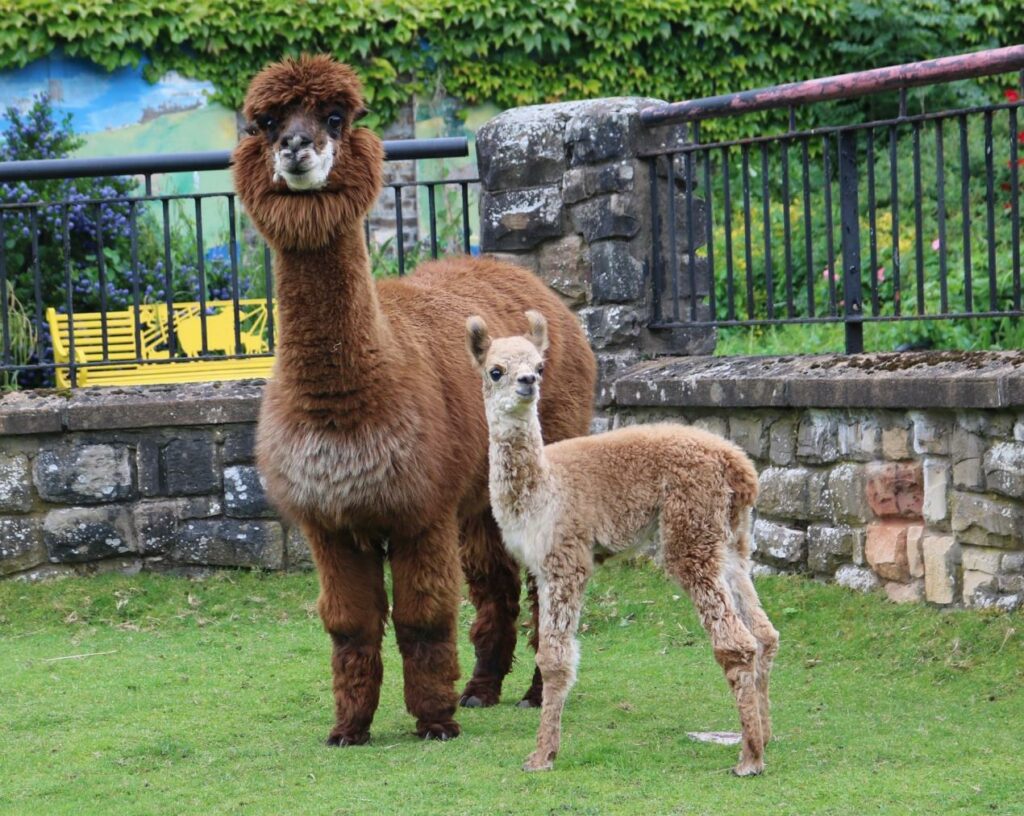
[0,138,478,388]
[640,45,1024,353]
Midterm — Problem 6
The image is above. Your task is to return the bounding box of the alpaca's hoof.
[522,752,554,772]
[732,760,764,777]
[518,686,543,708]
[461,695,485,708]
[417,720,461,741]
[459,684,500,708]
[516,698,541,709]
[325,727,370,747]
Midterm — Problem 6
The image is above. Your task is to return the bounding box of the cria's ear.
[466,316,491,369]
[525,310,549,355]
[354,106,370,121]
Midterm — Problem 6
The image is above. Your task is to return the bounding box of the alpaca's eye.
[327,113,344,129]
[536,363,545,377]
[489,368,502,382]
[257,115,276,131]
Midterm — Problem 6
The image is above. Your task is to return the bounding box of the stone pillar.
[475,98,714,410]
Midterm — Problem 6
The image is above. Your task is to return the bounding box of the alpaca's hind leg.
[523,566,590,772]
[459,512,521,708]
[307,525,388,747]
[727,561,779,744]
[391,514,463,740]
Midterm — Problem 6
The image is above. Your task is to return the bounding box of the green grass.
[1,561,1021,816]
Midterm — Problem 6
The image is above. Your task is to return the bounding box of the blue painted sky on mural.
[0,52,215,133]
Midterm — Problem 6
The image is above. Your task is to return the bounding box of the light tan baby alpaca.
[466,311,779,775]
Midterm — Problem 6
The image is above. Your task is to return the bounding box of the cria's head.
[232,55,383,250]
[466,311,549,417]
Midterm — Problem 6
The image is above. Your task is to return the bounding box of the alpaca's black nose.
[518,373,536,386]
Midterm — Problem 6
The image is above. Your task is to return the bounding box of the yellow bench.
[46,300,277,388]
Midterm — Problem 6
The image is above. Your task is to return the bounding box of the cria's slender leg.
[390,514,463,740]
[523,566,590,772]
[728,560,779,744]
[519,573,544,708]
[307,525,388,747]
[459,511,521,708]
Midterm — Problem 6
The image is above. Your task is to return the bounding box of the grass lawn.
[1,561,1021,816]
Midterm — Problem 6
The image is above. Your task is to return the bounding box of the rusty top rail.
[640,44,1024,127]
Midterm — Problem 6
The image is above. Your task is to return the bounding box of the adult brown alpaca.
[232,55,595,745]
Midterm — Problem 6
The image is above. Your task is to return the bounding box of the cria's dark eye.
[489,368,502,382]
[536,363,545,377]
[327,113,344,129]
[257,115,276,130]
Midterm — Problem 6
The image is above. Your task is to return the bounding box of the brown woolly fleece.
[232,55,596,745]
[469,313,779,775]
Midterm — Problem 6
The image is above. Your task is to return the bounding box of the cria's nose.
[517,373,536,386]
[282,132,313,151]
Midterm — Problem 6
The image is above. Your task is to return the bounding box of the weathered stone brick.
[589,240,643,304]
[769,418,796,467]
[34,444,133,504]
[906,524,925,578]
[481,187,564,251]
[865,462,923,519]
[221,426,257,465]
[911,412,952,455]
[885,580,924,604]
[476,106,569,191]
[565,105,638,166]
[922,534,959,604]
[163,434,219,496]
[563,161,636,204]
[752,518,806,566]
[922,458,949,523]
[961,546,1002,574]
[950,428,985,490]
[796,411,839,464]
[881,425,912,461]
[570,193,640,242]
[951,491,1024,547]
[835,564,881,593]
[0,517,45,575]
[132,497,221,556]
[136,438,162,496]
[1002,551,1024,573]
[838,415,881,461]
[43,506,133,563]
[286,526,315,570]
[983,442,1024,498]
[691,415,728,438]
[963,570,996,604]
[579,305,642,350]
[828,463,871,523]
[757,467,829,521]
[170,519,284,570]
[538,235,591,306]
[0,452,32,512]
[1015,415,1024,443]
[224,465,274,518]
[729,414,773,460]
[807,524,860,575]
[865,522,911,582]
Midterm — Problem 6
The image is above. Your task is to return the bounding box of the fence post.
[838,129,864,353]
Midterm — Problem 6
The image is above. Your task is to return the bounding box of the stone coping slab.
[0,380,266,436]
[613,351,1024,410]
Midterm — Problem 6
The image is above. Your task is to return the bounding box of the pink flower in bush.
[876,266,886,282]
[822,266,833,281]
[931,238,941,251]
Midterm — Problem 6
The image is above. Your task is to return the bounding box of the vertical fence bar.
[129,202,142,363]
[648,160,663,324]
[866,129,880,317]
[427,184,439,259]
[935,119,948,314]
[823,137,837,314]
[394,186,406,276]
[161,198,176,356]
[263,244,275,352]
[194,197,209,354]
[958,114,973,313]
[684,151,699,321]
[838,129,864,353]
[741,145,755,319]
[227,195,242,354]
[760,142,774,320]
[701,148,716,320]
[1010,105,1021,310]
[722,146,735,321]
[802,138,815,317]
[667,156,681,322]
[912,122,925,315]
[30,208,44,366]
[889,125,902,317]
[62,204,77,387]
[0,213,10,367]
[984,111,997,311]
[781,138,794,318]
[460,182,471,253]
[94,202,110,359]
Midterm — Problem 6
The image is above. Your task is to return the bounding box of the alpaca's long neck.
[487,408,549,519]
[272,221,392,407]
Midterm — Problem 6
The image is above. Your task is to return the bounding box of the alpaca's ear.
[466,316,491,368]
[354,106,370,122]
[525,310,549,355]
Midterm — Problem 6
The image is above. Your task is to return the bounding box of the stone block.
[691,415,728,438]
[922,458,949,523]
[224,465,274,518]
[170,519,284,570]
[757,467,829,521]
[0,517,45,575]
[476,106,569,191]
[594,350,641,407]
[562,161,636,205]
[828,463,871,523]
[538,235,591,306]
[1002,551,1024,573]
[589,240,643,304]
[796,411,839,464]
[33,444,133,505]
[838,415,881,462]
[579,305,642,350]
[958,411,1014,438]
[163,434,219,496]
[0,453,32,512]
[961,546,1003,574]
[769,418,797,466]
[132,497,221,556]
[570,194,640,242]
[884,580,924,604]
[951,491,1024,547]
[835,564,881,593]
[983,442,1024,498]
[865,522,911,582]
[752,518,806,566]
[136,438,162,496]
[481,187,564,252]
[1015,415,1024,442]
[963,570,996,604]
[906,524,925,578]
[807,524,860,575]
[286,526,315,570]
[922,534,959,604]
[911,412,952,455]
[729,414,771,461]
[43,506,133,563]
[565,105,638,166]
[222,426,257,465]
[881,425,912,461]
[950,427,985,490]
[865,462,923,519]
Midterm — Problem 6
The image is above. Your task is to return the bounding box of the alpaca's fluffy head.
[467,311,549,419]
[232,55,383,250]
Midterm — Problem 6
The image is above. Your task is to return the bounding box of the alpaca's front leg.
[391,514,462,740]
[523,567,590,772]
[307,526,388,746]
